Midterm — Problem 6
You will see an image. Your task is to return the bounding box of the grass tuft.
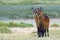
[0,22,33,28]
[0,26,11,33]
[51,23,59,27]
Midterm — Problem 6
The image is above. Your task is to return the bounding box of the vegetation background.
[0,0,60,5]
[0,0,60,40]
[0,0,60,19]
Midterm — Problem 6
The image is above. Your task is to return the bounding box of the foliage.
[0,5,60,19]
[0,22,7,26]
[51,23,59,27]
[7,22,18,27]
[18,22,33,28]
[0,22,33,28]
[0,26,11,33]
[0,0,60,5]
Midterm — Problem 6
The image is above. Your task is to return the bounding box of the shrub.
[0,26,11,33]
[7,22,18,27]
[0,22,8,26]
[51,23,59,27]
[0,22,33,28]
[18,22,33,28]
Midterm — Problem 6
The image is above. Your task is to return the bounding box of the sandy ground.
[0,27,60,40]
[9,27,60,35]
[0,19,60,40]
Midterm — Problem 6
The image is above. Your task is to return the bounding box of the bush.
[51,23,59,27]
[18,22,33,28]
[0,26,11,33]
[7,22,18,27]
[0,22,8,26]
[0,22,33,28]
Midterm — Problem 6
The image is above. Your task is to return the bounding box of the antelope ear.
[40,7,43,10]
[31,7,34,10]
[40,7,42,9]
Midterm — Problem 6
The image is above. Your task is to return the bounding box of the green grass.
[0,26,11,33]
[0,5,60,19]
[0,22,7,26]
[51,23,59,27]
[7,22,18,27]
[18,22,33,28]
[0,0,60,5]
[0,22,33,28]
